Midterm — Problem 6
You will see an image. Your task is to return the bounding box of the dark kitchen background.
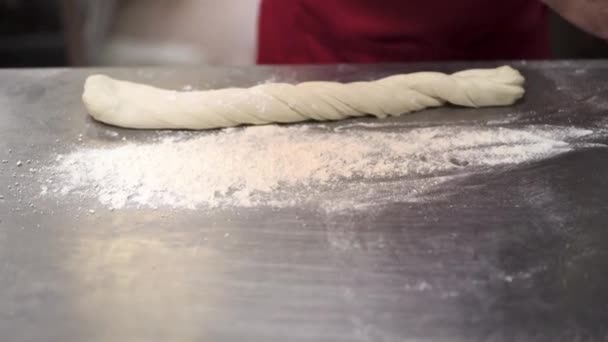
[0,0,607,67]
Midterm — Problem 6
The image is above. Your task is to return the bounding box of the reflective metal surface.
[1,61,608,341]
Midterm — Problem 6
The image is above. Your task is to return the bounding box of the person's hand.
[542,0,608,40]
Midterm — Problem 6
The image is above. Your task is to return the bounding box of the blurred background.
[1,0,607,67]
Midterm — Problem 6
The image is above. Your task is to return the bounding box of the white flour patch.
[40,124,593,211]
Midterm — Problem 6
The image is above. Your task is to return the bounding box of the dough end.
[82,74,121,125]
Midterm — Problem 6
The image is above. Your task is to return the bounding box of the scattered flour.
[41,124,593,211]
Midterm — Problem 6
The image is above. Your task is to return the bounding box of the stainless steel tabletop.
[1,61,608,341]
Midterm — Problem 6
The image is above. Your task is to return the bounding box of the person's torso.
[258,0,549,63]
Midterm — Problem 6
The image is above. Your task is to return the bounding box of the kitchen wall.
[98,0,260,65]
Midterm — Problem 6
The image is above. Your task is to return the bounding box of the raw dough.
[82,66,524,130]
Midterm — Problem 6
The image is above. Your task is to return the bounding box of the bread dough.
[82,66,525,130]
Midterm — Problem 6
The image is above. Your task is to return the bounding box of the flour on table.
[41,124,593,211]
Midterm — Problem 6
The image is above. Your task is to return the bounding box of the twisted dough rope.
[82,65,524,130]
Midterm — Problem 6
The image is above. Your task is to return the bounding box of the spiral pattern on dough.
[83,65,524,130]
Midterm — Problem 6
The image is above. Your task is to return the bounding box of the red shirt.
[257,0,550,64]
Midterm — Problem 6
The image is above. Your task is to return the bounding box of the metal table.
[1,61,608,341]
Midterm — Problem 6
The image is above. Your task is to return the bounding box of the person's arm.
[542,0,608,40]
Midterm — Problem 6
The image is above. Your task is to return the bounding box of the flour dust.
[40,124,594,211]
